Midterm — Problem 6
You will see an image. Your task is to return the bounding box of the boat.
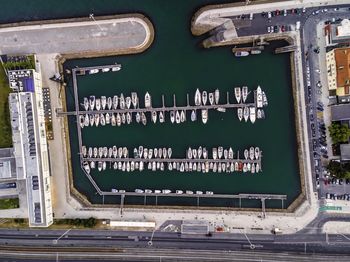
[234,87,241,103]
[100,113,106,126]
[203,147,208,159]
[119,93,125,109]
[176,190,183,194]
[237,108,243,121]
[214,89,220,104]
[196,191,203,195]
[212,148,217,160]
[105,113,110,125]
[90,161,95,169]
[111,113,116,126]
[121,113,126,124]
[251,49,261,55]
[97,161,103,172]
[218,147,223,159]
[201,109,208,124]
[107,97,112,110]
[186,190,194,195]
[82,146,87,157]
[135,189,144,193]
[113,146,118,158]
[262,91,268,106]
[249,107,256,124]
[95,98,101,111]
[88,147,93,158]
[217,107,226,112]
[113,95,118,110]
[139,161,144,171]
[89,95,95,110]
[234,162,239,171]
[131,161,135,171]
[102,161,106,171]
[202,91,208,105]
[256,163,260,173]
[101,96,107,110]
[89,69,99,74]
[145,189,152,194]
[126,112,132,124]
[198,146,202,159]
[206,191,214,195]
[148,148,153,159]
[256,85,263,108]
[118,147,123,158]
[108,147,113,158]
[162,189,171,194]
[116,113,121,126]
[235,51,249,57]
[94,114,100,127]
[141,112,147,126]
[163,148,167,159]
[251,163,256,173]
[180,110,186,122]
[228,147,233,159]
[243,107,249,122]
[125,96,131,109]
[153,148,158,158]
[209,93,214,105]
[93,147,98,158]
[102,67,110,73]
[159,111,165,123]
[261,109,265,119]
[192,148,197,159]
[122,147,128,158]
[167,148,172,158]
[257,109,262,119]
[170,111,175,124]
[191,110,197,121]
[187,147,193,159]
[168,163,173,171]
[243,163,248,172]
[136,112,141,123]
[158,148,163,159]
[83,97,89,111]
[244,149,249,160]
[180,163,185,172]
[255,147,260,159]
[138,146,144,158]
[249,147,255,160]
[131,92,138,108]
[151,111,157,123]
[79,115,85,128]
[143,148,148,159]
[89,114,95,126]
[84,114,89,127]
[111,65,121,71]
[103,147,108,158]
[175,111,181,124]
[242,86,248,103]
[194,88,201,106]
[145,92,152,108]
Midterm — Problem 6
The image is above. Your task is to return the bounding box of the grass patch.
[0,198,19,209]
[0,64,12,148]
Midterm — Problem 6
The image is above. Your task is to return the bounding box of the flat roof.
[334,48,350,91]
[331,103,350,121]
[340,144,350,161]
[109,221,155,228]
[8,69,35,92]
[0,148,16,179]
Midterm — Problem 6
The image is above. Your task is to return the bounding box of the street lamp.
[89,13,104,31]
[52,228,72,245]
[147,228,156,247]
[239,229,255,250]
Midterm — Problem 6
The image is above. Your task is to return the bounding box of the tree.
[328,122,350,144]
[327,160,344,177]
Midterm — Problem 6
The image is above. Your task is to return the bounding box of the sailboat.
[237,108,243,121]
[194,89,201,106]
[180,110,186,122]
[89,95,95,110]
[234,87,241,103]
[175,110,181,124]
[125,97,131,109]
[201,109,208,124]
[107,97,112,110]
[113,95,118,110]
[159,111,165,123]
[136,112,141,123]
[119,93,125,109]
[243,107,249,122]
[249,107,256,124]
[141,112,147,125]
[209,93,214,105]
[170,111,175,124]
[101,96,107,110]
[202,91,208,105]
[131,92,138,108]
[191,110,197,121]
[214,89,220,104]
[151,111,157,123]
[145,92,152,108]
[95,98,101,111]
[83,97,89,111]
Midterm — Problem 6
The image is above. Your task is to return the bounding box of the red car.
[281,25,285,32]
[276,9,280,16]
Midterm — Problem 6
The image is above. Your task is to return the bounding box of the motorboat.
[93,147,98,158]
[89,114,95,126]
[244,149,249,160]
[162,189,171,194]
[126,162,130,172]
[261,109,265,119]
[201,109,208,124]
[153,148,158,158]
[83,161,91,174]
[113,95,118,110]
[223,149,228,159]
[113,146,118,158]
[82,146,87,157]
[116,113,121,126]
[100,113,106,126]
[237,108,243,121]
[94,114,100,127]
[113,162,118,170]
[148,148,153,159]
[168,163,173,171]
[170,111,175,124]
[145,92,152,108]
[175,111,181,124]
[89,95,95,110]
[235,51,249,57]
[136,112,141,123]
[102,68,110,73]
[102,161,106,171]
[88,147,93,158]
[249,107,256,124]
[255,147,260,159]
[143,148,148,159]
[111,113,116,126]
[256,86,263,108]
[202,91,208,105]
[118,147,123,158]
[97,161,103,172]
[256,163,260,173]
[79,115,85,128]
[141,112,147,126]
[191,110,197,121]
[187,147,193,159]
[139,161,144,171]
[105,113,110,125]
[158,148,163,159]
[214,89,220,104]
[209,92,214,105]
[198,146,202,159]
[180,163,185,172]
[163,148,167,159]
[138,146,144,158]
[151,111,157,123]
[131,161,135,171]
[108,147,113,158]
[212,147,217,160]
[176,190,183,194]
[83,97,89,111]
[119,93,125,109]
[196,191,203,195]
[95,98,101,111]
[243,163,248,173]
[131,92,138,108]
[84,114,89,127]
[243,107,249,122]
[121,113,126,124]
[262,91,268,106]
[180,110,186,122]
[135,189,144,193]
[217,107,226,113]
[101,96,107,110]
[107,96,112,110]
[234,162,239,171]
[126,112,132,124]
[242,86,248,103]
[145,189,152,194]
[234,87,241,103]
[249,147,255,160]
[251,163,256,174]
[186,190,194,195]
[167,148,172,158]
[203,147,208,159]
[192,148,197,159]
[103,147,108,158]
[134,148,139,158]
[89,69,99,74]
[125,96,131,109]
[206,191,214,195]
[123,147,129,158]
[194,88,201,106]
[218,146,223,159]
[257,109,262,119]
[159,111,165,123]
[228,147,233,159]
[90,161,95,169]
[111,65,121,71]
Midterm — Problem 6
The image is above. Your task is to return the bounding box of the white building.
[8,68,53,227]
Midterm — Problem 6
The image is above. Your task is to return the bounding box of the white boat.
[159,111,165,123]
[136,112,141,123]
[131,92,138,108]
[90,161,95,169]
[152,111,157,123]
[217,107,226,113]
[113,95,118,110]
[79,115,85,128]
[175,111,181,124]
[89,114,95,126]
[108,147,113,158]
[119,93,125,109]
[206,191,214,195]
[145,189,152,194]
[243,163,248,172]
[251,163,256,174]
[94,114,100,127]
[107,97,112,110]
[167,148,172,158]
[121,113,126,124]
[138,146,144,158]
[163,148,167,159]
[89,69,99,74]
[257,109,262,119]
[95,98,101,111]
[97,161,103,172]
[125,97,131,109]
[191,110,197,121]
[118,147,123,158]
[162,189,171,194]
[186,190,194,195]
[187,147,193,159]
[243,107,249,122]
[103,147,108,158]
[111,113,116,126]
[201,109,208,124]
[116,113,121,126]
[176,190,183,194]
[88,147,93,158]
[234,87,241,103]
[101,96,107,110]
[196,191,203,195]
[262,91,268,106]
[102,161,106,171]
[237,108,243,121]
[235,51,249,57]
[93,147,98,158]
[203,147,208,159]
[83,97,89,111]
[113,146,118,158]
[261,109,265,119]
[256,163,260,173]
[145,92,152,108]
[228,147,233,159]
[198,146,202,159]
[82,146,87,157]
[102,68,110,72]
[256,86,263,108]
[255,147,260,159]
[170,111,175,124]
[244,149,249,160]
[158,148,163,159]
[180,110,186,122]
[202,91,208,105]
[100,113,106,126]
[214,89,220,104]
[135,189,144,193]
[209,93,214,105]
[105,113,110,125]
[249,147,255,160]
[212,148,217,160]
[126,112,132,124]
[218,147,223,159]
[84,114,89,127]
[141,112,147,126]
[89,95,95,110]
[139,161,144,171]
[112,65,121,71]
[194,89,201,106]
[242,86,248,103]
[249,107,256,124]
[83,161,90,174]
[148,148,153,159]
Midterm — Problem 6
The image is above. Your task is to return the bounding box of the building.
[325,19,350,46]
[8,68,53,227]
[331,103,350,121]
[340,144,350,162]
[0,148,16,180]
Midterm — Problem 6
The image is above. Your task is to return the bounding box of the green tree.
[327,160,344,177]
[329,122,350,144]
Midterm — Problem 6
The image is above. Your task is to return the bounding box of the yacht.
[214,89,220,104]
[93,147,98,158]
[135,189,144,193]
[90,161,95,169]
[84,114,89,127]
[243,106,249,122]
[256,85,263,108]
[202,91,208,105]
[212,147,218,160]
[191,110,197,121]
[116,113,121,126]
[83,97,89,111]
[97,161,103,172]
[249,107,256,124]
[194,88,201,106]
[237,108,243,121]
[249,147,255,160]
[100,113,106,126]
[198,146,202,159]
[111,113,116,126]
[244,149,249,160]
[217,107,226,113]
[228,147,233,159]
[141,112,147,125]
[88,147,93,158]
[89,114,95,126]
[154,148,158,158]
[145,92,152,108]
[122,147,128,158]
[151,111,157,123]
[209,92,214,105]
[113,95,118,110]
[187,147,193,159]
[255,147,260,159]
[95,98,101,111]
[125,97,131,109]
[234,162,239,171]
[131,92,138,108]
[134,148,139,158]
[113,146,118,158]
[168,163,173,171]
[107,96,112,110]
[89,95,95,110]
[234,87,241,103]
[167,148,172,158]
[262,91,268,106]
[98,147,103,158]
[170,111,175,124]
[242,86,248,103]
[136,112,141,123]
[102,161,106,171]
[119,93,125,109]
[162,189,171,194]
[256,163,260,173]
[82,146,87,157]
[159,111,165,123]
[201,109,208,124]
[105,113,110,125]
[89,69,99,74]
[180,110,186,122]
[139,161,144,171]
[203,147,208,159]
[83,161,90,174]
[101,96,107,110]
[218,146,223,159]
[261,109,265,119]
[175,111,181,124]
[138,146,144,158]
[126,112,132,124]
[79,115,85,128]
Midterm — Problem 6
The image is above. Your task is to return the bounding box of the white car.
[268,11,272,19]
[283,9,287,16]
[267,26,271,33]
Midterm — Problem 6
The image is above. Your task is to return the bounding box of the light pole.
[52,228,72,245]
[89,13,104,31]
[148,228,156,247]
[239,229,255,250]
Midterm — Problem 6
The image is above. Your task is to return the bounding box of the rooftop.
[8,69,35,92]
[0,148,16,180]
[331,103,350,121]
[337,19,350,37]
[334,48,350,94]
[340,144,350,161]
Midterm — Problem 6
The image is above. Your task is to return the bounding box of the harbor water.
[0,0,301,209]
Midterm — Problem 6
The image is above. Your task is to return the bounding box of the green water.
[0,0,301,208]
